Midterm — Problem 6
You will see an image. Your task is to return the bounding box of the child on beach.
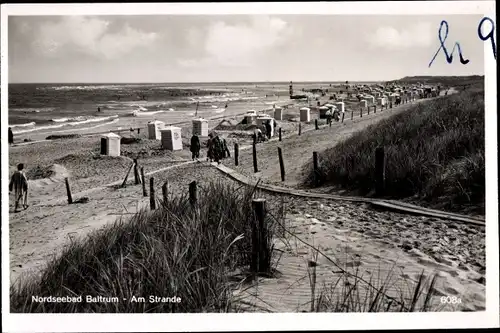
[9,163,29,213]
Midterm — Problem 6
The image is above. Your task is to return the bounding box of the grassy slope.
[10,182,282,313]
[303,84,485,216]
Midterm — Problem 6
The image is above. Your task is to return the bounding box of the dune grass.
[10,181,282,313]
[303,87,485,215]
[11,179,447,313]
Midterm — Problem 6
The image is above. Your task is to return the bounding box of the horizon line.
[8,75,485,85]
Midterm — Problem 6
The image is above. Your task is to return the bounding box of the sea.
[7,81,378,138]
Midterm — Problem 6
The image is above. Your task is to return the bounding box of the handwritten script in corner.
[429,17,496,67]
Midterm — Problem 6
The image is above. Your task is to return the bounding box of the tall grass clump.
[303,88,485,215]
[10,181,282,313]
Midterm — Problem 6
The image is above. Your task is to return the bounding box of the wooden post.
[137,128,140,135]
[162,181,169,203]
[251,199,270,273]
[189,181,197,206]
[65,177,73,204]
[253,142,258,173]
[279,127,282,141]
[141,167,147,197]
[149,177,156,210]
[298,122,302,136]
[360,107,362,118]
[367,106,370,115]
[121,162,135,188]
[278,147,285,182]
[351,109,354,121]
[375,147,386,196]
[313,152,320,186]
[341,112,345,123]
[315,119,319,130]
[234,143,239,166]
[134,158,140,185]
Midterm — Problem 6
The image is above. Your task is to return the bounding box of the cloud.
[366,22,433,49]
[32,16,158,59]
[180,16,292,68]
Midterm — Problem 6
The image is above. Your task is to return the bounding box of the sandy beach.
[8,90,485,312]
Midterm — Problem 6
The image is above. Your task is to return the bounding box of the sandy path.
[228,100,430,187]
[236,199,485,312]
[10,92,484,312]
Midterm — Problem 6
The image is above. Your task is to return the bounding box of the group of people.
[254,119,275,143]
[189,132,231,164]
[325,108,341,125]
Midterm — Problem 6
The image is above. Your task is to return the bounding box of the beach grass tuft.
[303,86,485,215]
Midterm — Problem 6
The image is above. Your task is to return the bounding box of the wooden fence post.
[298,122,302,136]
[278,147,285,182]
[121,161,135,188]
[279,127,282,141]
[65,177,73,204]
[251,198,270,274]
[367,106,370,115]
[375,147,386,196]
[149,177,156,210]
[134,158,140,185]
[253,142,258,173]
[351,109,354,121]
[162,181,169,203]
[360,107,362,118]
[137,128,140,135]
[315,119,319,130]
[341,112,345,123]
[141,167,147,197]
[234,143,239,166]
[189,181,197,206]
[313,152,320,186]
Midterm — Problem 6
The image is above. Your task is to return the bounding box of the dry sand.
[8,93,485,312]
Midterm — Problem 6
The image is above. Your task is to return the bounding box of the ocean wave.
[130,110,167,117]
[13,115,119,134]
[39,85,126,91]
[52,116,87,123]
[46,119,120,134]
[10,122,36,128]
[214,108,226,114]
[9,107,57,113]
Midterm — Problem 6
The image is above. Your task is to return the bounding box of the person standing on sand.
[221,136,231,159]
[190,134,201,160]
[9,127,14,145]
[265,120,272,140]
[325,109,332,125]
[207,133,214,162]
[9,163,29,213]
[212,133,223,164]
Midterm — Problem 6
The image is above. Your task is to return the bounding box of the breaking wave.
[13,115,119,134]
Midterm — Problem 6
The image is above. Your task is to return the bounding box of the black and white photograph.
[1,1,498,331]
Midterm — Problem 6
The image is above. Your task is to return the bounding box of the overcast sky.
[8,15,485,83]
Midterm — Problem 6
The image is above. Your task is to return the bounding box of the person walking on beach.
[9,163,29,213]
[8,127,14,145]
[265,120,272,140]
[207,133,214,162]
[212,133,223,164]
[221,136,231,159]
[190,134,201,160]
[325,109,332,125]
